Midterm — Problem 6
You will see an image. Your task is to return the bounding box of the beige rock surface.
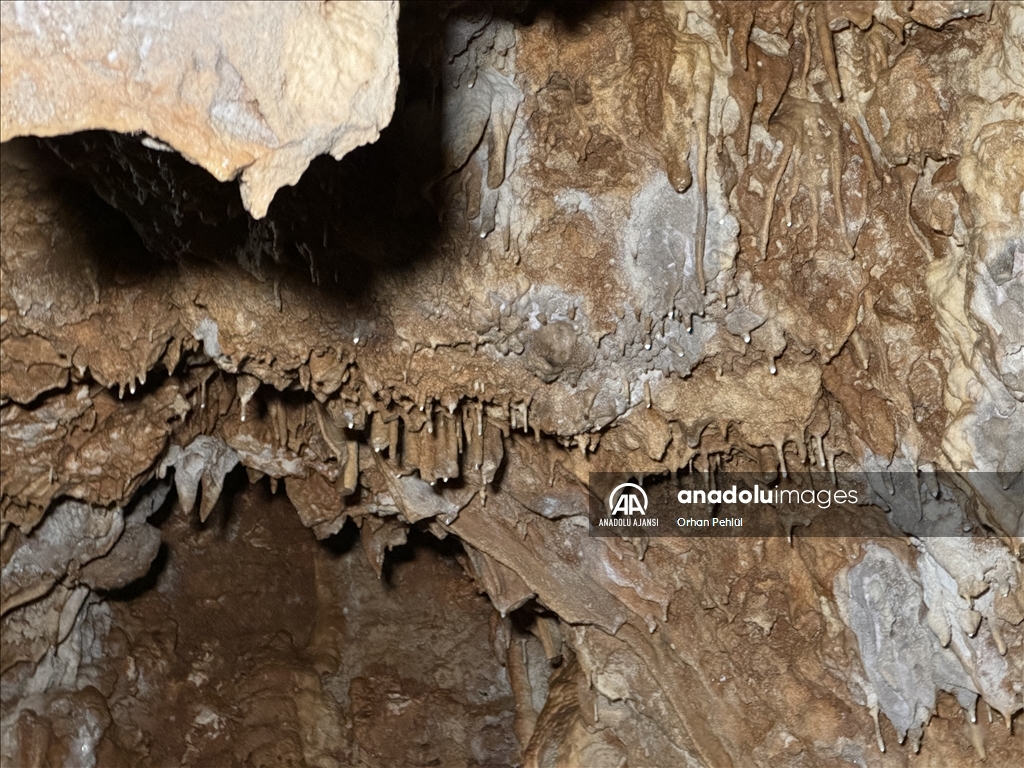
[0,0,399,217]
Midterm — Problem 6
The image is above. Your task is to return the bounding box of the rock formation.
[1,1,399,218]
[1,1,1022,766]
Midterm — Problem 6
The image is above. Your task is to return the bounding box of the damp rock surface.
[94,483,515,766]
[1,1,1023,766]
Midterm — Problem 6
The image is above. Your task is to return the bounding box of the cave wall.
[1,1,1023,766]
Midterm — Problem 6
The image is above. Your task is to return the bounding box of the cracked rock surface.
[1,1,1023,766]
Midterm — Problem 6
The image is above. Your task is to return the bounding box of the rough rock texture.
[2,1,1023,766]
[0,0,400,217]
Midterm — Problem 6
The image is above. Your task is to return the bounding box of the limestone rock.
[0,0,399,217]
[2,2,1023,765]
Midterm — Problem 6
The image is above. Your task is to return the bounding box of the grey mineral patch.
[839,544,979,743]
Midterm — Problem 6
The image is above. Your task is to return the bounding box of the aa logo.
[607,483,648,516]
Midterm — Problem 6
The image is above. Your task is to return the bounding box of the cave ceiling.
[1,1,1023,766]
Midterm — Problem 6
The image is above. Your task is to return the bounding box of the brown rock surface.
[1,1,1022,766]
